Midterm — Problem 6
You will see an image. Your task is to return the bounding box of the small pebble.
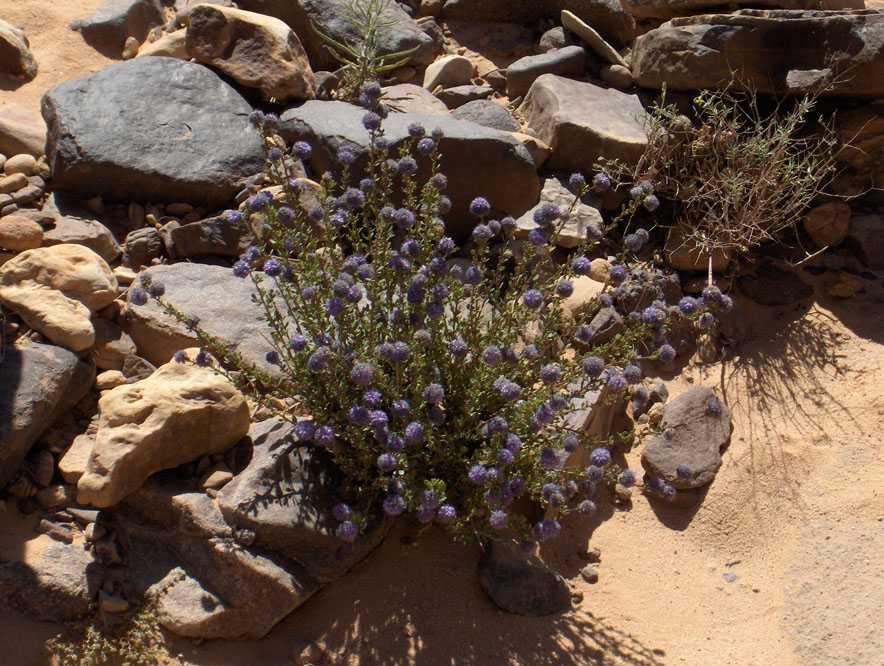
[580,564,599,584]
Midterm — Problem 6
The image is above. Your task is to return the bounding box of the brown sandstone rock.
[0,214,43,251]
[0,19,38,81]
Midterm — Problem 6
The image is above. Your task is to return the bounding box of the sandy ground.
[1,2,883,665]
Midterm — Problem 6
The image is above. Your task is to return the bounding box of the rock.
[560,10,627,67]
[441,0,543,22]
[121,36,140,59]
[93,319,138,371]
[113,266,136,286]
[546,0,636,47]
[0,103,46,158]
[579,564,599,583]
[280,100,540,239]
[632,10,884,98]
[71,0,166,56]
[589,257,609,282]
[123,226,165,268]
[826,272,864,299]
[96,369,128,391]
[122,354,157,381]
[620,0,862,19]
[435,84,494,109]
[11,183,43,207]
[170,215,253,258]
[218,419,387,583]
[36,484,78,509]
[0,535,99,621]
[836,102,884,191]
[382,83,449,116]
[803,202,851,248]
[511,132,551,169]
[0,215,43,251]
[423,55,474,90]
[187,4,315,102]
[559,276,606,322]
[847,214,884,269]
[0,244,118,352]
[505,45,587,99]
[642,387,731,489]
[451,100,519,132]
[0,343,93,489]
[519,74,648,172]
[122,262,287,371]
[201,468,233,491]
[77,352,251,507]
[583,306,623,345]
[516,177,602,249]
[664,227,732,272]
[600,63,633,89]
[40,214,121,264]
[0,19,38,81]
[100,590,130,613]
[538,26,571,52]
[59,433,96,484]
[235,0,437,71]
[4,154,37,177]
[478,539,571,616]
[739,263,813,306]
[0,173,27,194]
[42,57,265,208]
[137,28,189,59]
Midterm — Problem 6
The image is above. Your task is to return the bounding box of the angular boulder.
[0,215,43,252]
[0,102,46,158]
[632,10,884,97]
[169,215,253,258]
[0,343,94,489]
[383,83,449,115]
[280,100,540,239]
[42,57,265,208]
[546,0,636,47]
[641,387,732,489]
[505,45,587,99]
[76,353,251,507]
[519,74,648,171]
[122,262,284,370]
[71,0,166,56]
[187,4,315,102]
[451,100,520,132]
[620,0,863,19]
[0,19,38,81]
[0,244,118,352]
[515,176,602,249]
[235,0,437,70]
[478,540,571,616]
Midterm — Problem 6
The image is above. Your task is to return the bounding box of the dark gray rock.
[451,100,520,132]
[739,263,813,306]
[583,306,623,345]
[538,27,571,53]
[436,84,495,109]
[280,100,540,240]
[0,537,100,622]
[478,539,571,616]
[235,0,438,70]
[123,226,165,269]
[218,419,388,583]
[547,0,637,47]
[506,45,587,99]
[170,215,253,258]
[0,343,94,489]
[382,83,449,116]
[641,386,732,489]
[121,262,284,372]
[441,0,544,22]
[42,57,264,209]
[70,0,166,56]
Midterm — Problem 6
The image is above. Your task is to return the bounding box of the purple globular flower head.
[578,499,597,515]
[494,378,522,402]
[563,432,579,453]
[535,403,555,426]
[361,80,382,98]
[369,410,388,430]
[487,416,508,434]
[430,173,448,190]
[481,345,503,366]
[129,287,148,306]
[336,521,358,543]
[337,148,357,165]
[431,127,444,141]
[388,252,411,273]
[246,193,268,212]
[414,328,432,346]
[528,228,548,247]
[508,477,525,497]
[488,219,501,235]
[358,178,376,194]
[465,265,483,284]
[437,195,452,215]
[585,464,604,482]
[325,297,345,318]
[676,464,693,480]
[534,519,561,542]
[195,349,212,367]
[658,344,677,363]
[417,137,436,155]
[401,238,420,258]
[173,350,187,363]
[582,356,605,378]
[376,453,397,472]
[608,264,627,285]
[719,294,734,312]
[605,369,627,391]
[523,289,544,310]
[623,364,642,385]
[436,504,456,523]
[329,211,347,229]
[224,209,243,224]
[391,400,411,419]
[292,141,312,159]
[539,447,560,470]
[645,476,665,493]
[263,113,279,130]
[263,258,282,277]
[705,396,723,417]
[619,469,636,487]
[406,283,425,305]
[624,233,644,253]
[423,383,445,405]
[571,255,591,275]
[591,448,612,467]
[469,197,491,218]
[678,296,699,315]
[472,224,493,243]
[500,216,517,232]
[549,395,568,413]
[276,206,294,226]
[593,172,612,192]
[702,284,723,304]
[642,306,665,326]
[397,156,418,176]
[348,405,370,425]
[307,347,331,372]
[386,433,404,453]
[265,350,280,365]
[521,344,540,360]
[643,194,660,212]
[568,172,587,192]
[350,362,375,387]
[146,279,165,297]
[497,448,514,465]
[307,206,325,223]
[599,293,613,308]
[332,503,352,522]
[698,312,716,330]
[541,483,561,500]
[404,421,424,445]
[489,510,509,530]
[248,109,265,127]
[315,425,336,446]
[294,420,316,442]
[540,363,562,385]
[556,280,574,298]
[468,464,488,484]
[343,188,365,209]
[362,111,382,131]
[662,484,676,499]
[408,122,426,138]
[393,208,415,230]
[533,202,560,227]
[346,285,363,303]
[390,342,410,364]
[268,147,283,162]
[383,494,406,516]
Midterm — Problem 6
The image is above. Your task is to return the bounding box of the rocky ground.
[0,0,882,665]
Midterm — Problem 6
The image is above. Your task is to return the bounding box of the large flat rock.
[620,0,863,18]
[42,57,264,208]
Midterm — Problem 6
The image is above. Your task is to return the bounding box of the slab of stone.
[506,45,587,98]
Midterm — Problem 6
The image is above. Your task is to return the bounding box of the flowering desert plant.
[132,84,724,546]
